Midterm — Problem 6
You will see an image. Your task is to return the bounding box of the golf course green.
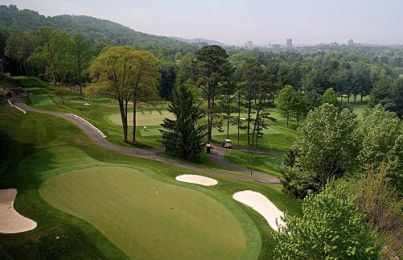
[40,166,256,259]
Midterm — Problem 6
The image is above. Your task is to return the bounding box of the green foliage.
[277,86,307,127]
[322,87,339,107]
[356,105,403,190]
[346,167,402,259]
[274,188,379,259]
[30,27,73,84]
[277,85,295,126]
[161,85,206,162]
[71,33,93,94]
[282,104,358,198]
[158,64,176,100]
[194,45,232,143]
[369,75,395,109]
[88,46,141,142]
[5,30,38,74]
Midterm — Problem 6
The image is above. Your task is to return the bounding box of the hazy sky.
[3,0,403,45]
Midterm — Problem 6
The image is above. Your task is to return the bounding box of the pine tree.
[161,85,206,162]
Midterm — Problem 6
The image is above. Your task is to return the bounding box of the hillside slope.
[0,4,196,51]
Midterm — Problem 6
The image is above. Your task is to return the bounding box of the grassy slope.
[225,151,284,177]
[0,101,301,259]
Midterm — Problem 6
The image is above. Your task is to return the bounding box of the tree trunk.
[226,95,230,139]
[252,107,261,146]
[237,91,241,145]
[132,99,137,143]
[247,100,252,145]
[118,99,128,143]
[207,94,213,144]
[124,100,129,142]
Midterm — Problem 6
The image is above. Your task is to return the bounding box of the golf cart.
[223,139,232,149]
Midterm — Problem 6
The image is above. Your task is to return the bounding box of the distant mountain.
[170,36,227,46]
[0,4,197,52]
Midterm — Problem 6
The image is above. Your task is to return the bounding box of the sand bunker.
[175,175,218,186]
[8,99,26,114]
[0,189,37,234]
[233,190,285,231]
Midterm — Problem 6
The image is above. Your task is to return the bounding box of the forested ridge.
[0,4,196,53]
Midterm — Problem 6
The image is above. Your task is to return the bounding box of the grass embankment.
[225,151,284,177]
[0,100,301,259]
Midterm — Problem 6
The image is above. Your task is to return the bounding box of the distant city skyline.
[2,0,403,46]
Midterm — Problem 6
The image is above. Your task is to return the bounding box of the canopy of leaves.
[321,87,339,107]
[281,104,358,198]
[356,105,403,190]
[274,187,379,259]
[339,167,403,259]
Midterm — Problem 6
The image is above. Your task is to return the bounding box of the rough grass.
[40,166,252,259]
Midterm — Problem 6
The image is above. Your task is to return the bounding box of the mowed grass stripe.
[40,167,250,259]
[29,95,54,106]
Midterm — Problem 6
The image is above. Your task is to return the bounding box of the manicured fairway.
[40,166,253,259]
[107,110,174,126]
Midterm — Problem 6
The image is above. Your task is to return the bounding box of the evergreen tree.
[161,85,206,162]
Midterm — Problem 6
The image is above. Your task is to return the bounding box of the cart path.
[12,98,280,185]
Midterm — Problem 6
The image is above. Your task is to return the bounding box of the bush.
[274,187,379,259]
[334,167,403,259]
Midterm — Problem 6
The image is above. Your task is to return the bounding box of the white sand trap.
[233,190,285,231]
[0,189,37,233]
[8,99,26,114]
[176,174,218,186]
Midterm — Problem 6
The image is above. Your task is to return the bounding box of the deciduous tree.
[274,188,378,259]
[277,85,295,127]
[87,46,139,143]
[281,104,358,197]
[356,105,402,190]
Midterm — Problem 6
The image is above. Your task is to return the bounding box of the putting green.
[40,166,255,259]
[107,110,174,126]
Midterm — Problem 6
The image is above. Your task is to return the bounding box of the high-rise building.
[348,39,354,46]
[245,41,254,49]
[286,38,293,48]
